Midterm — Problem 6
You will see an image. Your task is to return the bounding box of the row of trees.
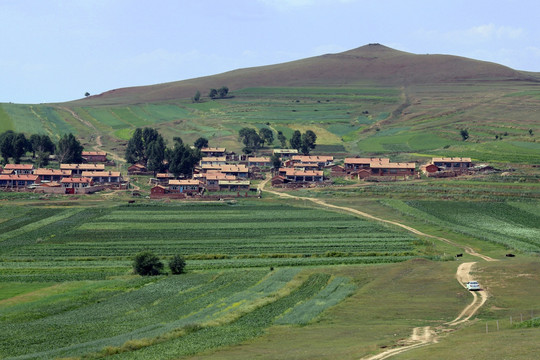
[125,127,205,177]
[0,131,83,166]
[237,127,317,155]
[192,86,229,102]
[133,251,185,276]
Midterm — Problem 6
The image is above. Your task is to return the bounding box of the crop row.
[0,269,296,359]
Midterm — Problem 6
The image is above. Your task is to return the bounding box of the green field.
[2,81,537,164]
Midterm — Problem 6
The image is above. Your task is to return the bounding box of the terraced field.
[0,202,426,282]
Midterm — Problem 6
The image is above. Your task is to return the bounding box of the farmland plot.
[383,200,540,253]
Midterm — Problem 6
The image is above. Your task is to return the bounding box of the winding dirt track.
[258,180,495,359]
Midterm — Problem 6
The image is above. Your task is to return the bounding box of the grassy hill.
[1,44,539,163]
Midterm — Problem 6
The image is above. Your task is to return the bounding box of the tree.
[238,128,262,154]
[529,129,534,136]
[85,92,90,97]
[194,137,209,149]
[0,131,15,163]
[300,130,317,155]
[29,134,55,158]
[168,143,200,178]
[192,90,201,103]
[125,127,164,166]
[57,133,83,164]
[259,128,274,146]
[460,129,469,141]
[12,133,28,163]
[133,251,164,276]
[146,137,166,176]
[218,86,229,98]
[289,130,302,150]
[169,255,186,275]
[271,153,281,171]
[208,88,218,99]
[277,131,287,147]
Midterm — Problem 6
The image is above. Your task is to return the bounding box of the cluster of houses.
[0,144,475,197]
[148,147,271,199]
[0,151,126,194]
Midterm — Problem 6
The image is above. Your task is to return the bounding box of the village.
[0,146,476,199]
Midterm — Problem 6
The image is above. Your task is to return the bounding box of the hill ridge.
[71,44,538,106]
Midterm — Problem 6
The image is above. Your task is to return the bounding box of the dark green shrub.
[133,251,164,276]
[169,254,186,275]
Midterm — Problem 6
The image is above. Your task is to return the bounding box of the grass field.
[2,80,538,164]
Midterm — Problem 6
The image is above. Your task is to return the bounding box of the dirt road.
[258,180,494,359]
[259,180,495,262]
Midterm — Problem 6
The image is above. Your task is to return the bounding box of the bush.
[133,251,164,276]
[169,255,186,275]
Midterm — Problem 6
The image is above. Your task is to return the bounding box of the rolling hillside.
[0,44,539,164]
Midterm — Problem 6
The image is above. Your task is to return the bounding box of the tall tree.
[0,131,15,164]
[277,131,287,147]
[300,130,317,155]
[271,153,281,171]
[218,86,229,98]
[57,133,83,164]
[168,143,200,178]
[192,90,201,103]
[29,134,55,158]
[208,88,218,99]
[259,128,274,146]
[194,137,209,149]
[125,127,164,166]
[289,130,302,151]
[146,137,166,176]
[238,128,262,154]
[12,133,28,163]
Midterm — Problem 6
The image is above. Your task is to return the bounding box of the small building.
[156,173,174,184]
[279,168,324,182]
[204,173,237,191]
[369,161,416,176]
[420,164,440,175]
[218,179,250,191]
[4,164,34,175]
[0,174,40,188]
[61,164,105,176]
[271,175,289,187]
[82,151,108,163]
[273,149,299,159]
[291,155,334,168]
[293,162,320,171]
[127,163,148,175]
[330,165,347,177]
[246,157,271,168]
[431,157,472,171]
[200,156,227,166]
[60,177,94,188]
[350,169,372,180]
[201,147,226,157]
[81,171,123,183]
[219,164,249,178]
[344,157,389,171]
[169,179,201,194]
[150,185,167,196]
[34,168,72,182]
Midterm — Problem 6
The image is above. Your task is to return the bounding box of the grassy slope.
[0,45,539,163]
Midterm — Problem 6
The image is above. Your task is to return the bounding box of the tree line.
[125,127,206,177]
[192,86,229,102]
[237,127,317,155]
[0,131,84,167]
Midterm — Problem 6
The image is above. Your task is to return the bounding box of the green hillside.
[0,44,539,164]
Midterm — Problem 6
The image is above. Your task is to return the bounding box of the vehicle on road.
[466,281,481,291]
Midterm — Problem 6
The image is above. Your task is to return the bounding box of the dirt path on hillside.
[258,180,494,359]
[259,179,496,262]
[447,262,489,326]
[362,262,488,360]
